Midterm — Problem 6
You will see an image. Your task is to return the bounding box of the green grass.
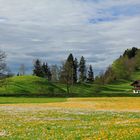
[0,76,66,96]
[99,71,140,96]
[0,76,99,97]
[0,97,66,104]
[0,70,140,97]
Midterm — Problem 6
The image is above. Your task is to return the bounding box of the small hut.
[131,80,140,93]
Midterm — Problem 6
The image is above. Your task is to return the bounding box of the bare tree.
[60,54,75,94]
[60,62,72,94]
[51,65,59,82]
[19,64,26,76]
[0,50,7,87]
[0,50,6,75]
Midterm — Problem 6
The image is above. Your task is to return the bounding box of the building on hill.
[131,80,140,93]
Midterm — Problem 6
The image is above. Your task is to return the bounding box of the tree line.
[33,53,94,93]
[1,47,140,91]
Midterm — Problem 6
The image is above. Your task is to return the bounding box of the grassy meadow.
[0,72,139,97]
[0,68,140,139]
[0,97,66,104]
[0,97,140,139]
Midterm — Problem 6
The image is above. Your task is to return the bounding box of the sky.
[0,0,140,75]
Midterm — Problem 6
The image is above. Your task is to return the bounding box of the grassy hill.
[0,76,66,96]
[0,71,140,97]
[0,75,97,97]
[99,71,140,96]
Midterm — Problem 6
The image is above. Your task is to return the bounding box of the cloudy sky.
[0,0,140,74]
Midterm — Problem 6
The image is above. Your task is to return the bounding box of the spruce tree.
[33,59,44,77]
[87,65,94,83]
[47,67,52,81]
[66,53,75,84]
[79,56,86,82]
[42,62,49,78]
[74,58,78,83]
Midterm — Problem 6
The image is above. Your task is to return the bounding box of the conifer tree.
[74,58,78,83]
[47,67,52,81]
[79,56,86,82]
[87,65,94,83]
[42,62,49,78]
[33,59,44,77]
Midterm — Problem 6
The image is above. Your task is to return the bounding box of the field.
[0,97,140,140]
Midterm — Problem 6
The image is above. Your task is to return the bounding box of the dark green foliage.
[47,67,52,81]
[33,60,52,80]
[74,58,78,83]
[79,56,86,82]
[42,62,52,81]
[123,47,138,59]
[42,62,49,77]
[33,59,44,77]
[135,50,140,70]
[87,65,94,83]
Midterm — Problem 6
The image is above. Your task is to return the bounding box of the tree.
[135,50,140,70]
[73,58,78,83]
[0,50,6,75]
[103,66,116,84]
[47,67,52,81]
[33,59,44,77]
[66,53,75,85]
[112,56,132,80]
[5,67,14,77]
[19,64,26,76]
[79,56,86,82]
[0,50,7,87]
[60,54,75,94]
[42,62,52,81]
[60,61,70,93]
[42,62,49,78]
[123,47,138,59]
[87,65,94,83]
[51,65,59,82]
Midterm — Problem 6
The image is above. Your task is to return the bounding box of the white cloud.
[0,0,140,74]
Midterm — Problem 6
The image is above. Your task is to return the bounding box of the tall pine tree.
[79,56,86,82]
[87,65,94,83]
[47,67,52,81]
[33,59,44,77]
[42,62,49,78]
[74,58,78,83]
